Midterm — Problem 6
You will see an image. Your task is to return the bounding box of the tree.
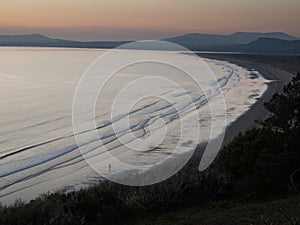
[219,73,300,195]
[263,73,300,134]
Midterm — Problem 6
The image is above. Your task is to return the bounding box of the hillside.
[164,32,299,50]
[237,38,300,53]
[0,32,300,53]
[0,34,129,48]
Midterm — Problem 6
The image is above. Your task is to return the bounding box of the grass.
[134,194,300,225]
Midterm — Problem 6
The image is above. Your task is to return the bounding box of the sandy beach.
[198,54,293,148]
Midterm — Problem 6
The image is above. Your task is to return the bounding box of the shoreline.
[196,54,293,155]
[0,53,294,205]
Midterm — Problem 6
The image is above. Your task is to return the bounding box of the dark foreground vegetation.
[1,73,300,225]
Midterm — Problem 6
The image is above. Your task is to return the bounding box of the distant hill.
[0,34,129,48]
[0,32,300,54]
[164,32,300,50]
[0,34,58,44]
[235,38,300,54]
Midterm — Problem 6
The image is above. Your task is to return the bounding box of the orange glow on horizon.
[1,0,299,40]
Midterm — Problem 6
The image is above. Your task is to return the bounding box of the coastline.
[0,52,294,205]
[196,54,293,154]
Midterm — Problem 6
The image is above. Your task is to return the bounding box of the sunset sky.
[1,0,299,40]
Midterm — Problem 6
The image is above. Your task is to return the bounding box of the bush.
[219,73,300,197]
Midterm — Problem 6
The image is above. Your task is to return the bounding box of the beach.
[0,48,293,204]
[197,54,293,150]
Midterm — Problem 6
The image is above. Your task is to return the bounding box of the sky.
[0,0,299,41]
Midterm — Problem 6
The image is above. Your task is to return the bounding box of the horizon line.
[0,31,299,42]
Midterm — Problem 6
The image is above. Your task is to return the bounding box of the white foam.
[0,48,268,204]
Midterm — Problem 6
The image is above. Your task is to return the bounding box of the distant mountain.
[235,38,300,54]
[164,32,299,50]
[0,34,129,48]
[0,34,58,44]
[0,32,300,54]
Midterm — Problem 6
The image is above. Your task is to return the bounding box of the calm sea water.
[0,48,267,204]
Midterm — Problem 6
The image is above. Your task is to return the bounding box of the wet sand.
[197,54,293,153]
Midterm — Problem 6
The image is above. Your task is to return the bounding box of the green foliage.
[220,73,300,197]
[135,194,300,225]
[264,73,300,133]
[220,129,267,179]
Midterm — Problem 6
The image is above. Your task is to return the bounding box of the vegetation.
[135,194,300,225]
[220,73,300,198]
[1,73,300,225]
